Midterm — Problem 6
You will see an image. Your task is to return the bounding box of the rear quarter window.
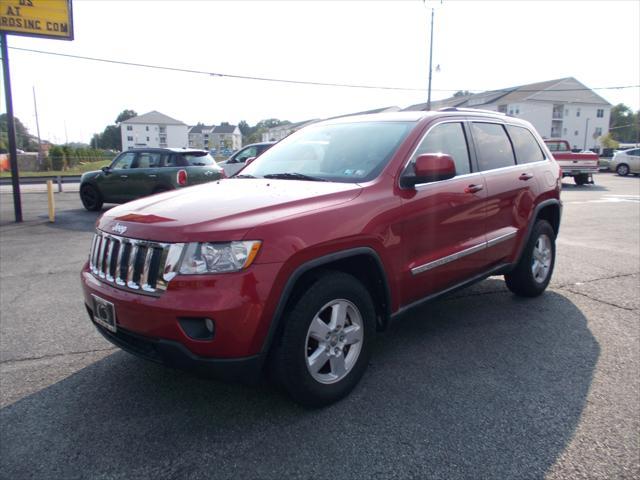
[506,125,546,164]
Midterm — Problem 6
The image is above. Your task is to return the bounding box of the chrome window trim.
[410,230,517,275]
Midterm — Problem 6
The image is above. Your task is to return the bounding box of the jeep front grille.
[89,231,183,295]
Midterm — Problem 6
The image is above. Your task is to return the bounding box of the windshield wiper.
[233,174,257,178]
[263,172,328,182]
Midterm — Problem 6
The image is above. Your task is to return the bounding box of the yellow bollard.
[47,180,55,222]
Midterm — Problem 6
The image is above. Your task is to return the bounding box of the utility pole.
[1,33,22,222]
[583,118,590,151]
[33,86,43,169]
[426,6,435,111]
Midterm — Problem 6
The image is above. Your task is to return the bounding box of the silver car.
[610,148,640,176]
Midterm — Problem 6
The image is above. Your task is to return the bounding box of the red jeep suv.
[81,109,562,406]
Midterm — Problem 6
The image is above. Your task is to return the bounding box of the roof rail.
[438,107,506,116]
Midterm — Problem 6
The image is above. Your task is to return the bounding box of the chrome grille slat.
[127,243,140,289]
[88,231,181,296]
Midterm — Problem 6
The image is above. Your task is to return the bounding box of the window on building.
[576,108,581,117]
[506,125,545,164]
[410,122,471,175]
[597,109,604,118]
[126,125,132,131]
[471,122,515,171]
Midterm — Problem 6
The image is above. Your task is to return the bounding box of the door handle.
[519,173,534,181]
[464,184,484,194]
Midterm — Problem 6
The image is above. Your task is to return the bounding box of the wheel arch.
[511,199,562,268]
[261,247,392,356]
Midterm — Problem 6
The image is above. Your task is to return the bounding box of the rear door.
[470,121,539,265]
[400,121,489,304]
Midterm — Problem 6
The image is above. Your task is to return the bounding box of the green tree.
[0,114,38,151]
[115,109,137,124]
[49,146,65,171]
[599,132,619,149]
[609,104,639,143]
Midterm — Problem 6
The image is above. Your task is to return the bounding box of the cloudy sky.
[2,0,639,144]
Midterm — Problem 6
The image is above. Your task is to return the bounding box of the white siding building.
[121,111,189,150]
[405,78,611,151]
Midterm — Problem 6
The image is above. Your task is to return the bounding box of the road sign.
[0,0,73,40]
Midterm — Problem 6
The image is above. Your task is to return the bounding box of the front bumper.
[88,311,263,382]
[81,261,283,362]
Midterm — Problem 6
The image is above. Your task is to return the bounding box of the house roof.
[212,124,238,134]
[404,77,611,111]
[122,111,187,125]
[188,125,214,134]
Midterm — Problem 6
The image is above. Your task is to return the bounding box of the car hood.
[97,179,362,243]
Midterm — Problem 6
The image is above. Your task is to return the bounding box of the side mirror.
[402,153,456,188]
[244,156,256,166]
[101,166,111,174]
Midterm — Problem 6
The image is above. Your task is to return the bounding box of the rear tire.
[80,184,103,211]
[505,220,556,297]
[271,271,375,407]
[616,164,630,176]
[574,174,589,186]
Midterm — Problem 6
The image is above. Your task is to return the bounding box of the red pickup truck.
[82,110,562,406]
[544,139,599,185]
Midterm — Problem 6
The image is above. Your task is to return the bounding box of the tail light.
[177,169,187,186]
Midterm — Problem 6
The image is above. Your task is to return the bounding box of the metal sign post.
[1,32,21,222]
[0,0,73,222]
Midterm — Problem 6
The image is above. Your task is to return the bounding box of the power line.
[9,46,640,94]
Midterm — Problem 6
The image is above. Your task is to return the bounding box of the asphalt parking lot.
[0,172,638,479]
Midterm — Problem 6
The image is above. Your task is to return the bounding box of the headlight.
[178,241,261,274]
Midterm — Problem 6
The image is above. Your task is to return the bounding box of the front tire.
[616,163,630,176]
[80,184,103,211]
[505,220,556,297]
[272,271,376,407]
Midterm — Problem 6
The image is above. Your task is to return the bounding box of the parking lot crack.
[0,347,117,366]
[558,286,637,312]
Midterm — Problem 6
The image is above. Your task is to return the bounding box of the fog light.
[205,318,214,333]
[178,317,215,340]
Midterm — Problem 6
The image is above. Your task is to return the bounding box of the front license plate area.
[92,294,117,332]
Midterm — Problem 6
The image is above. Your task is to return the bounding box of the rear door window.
[471,122,516,171]
[135,152,161,169]
[506,126,546,164]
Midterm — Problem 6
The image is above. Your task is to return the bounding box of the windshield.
[240,121,414,182]
[183,152,216,166]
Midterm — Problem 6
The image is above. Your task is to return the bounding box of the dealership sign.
[0,0,73,40]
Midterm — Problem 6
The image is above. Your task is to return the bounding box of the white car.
[610,148,640,176]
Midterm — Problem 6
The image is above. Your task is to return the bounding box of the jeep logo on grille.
[112,223,127,235]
